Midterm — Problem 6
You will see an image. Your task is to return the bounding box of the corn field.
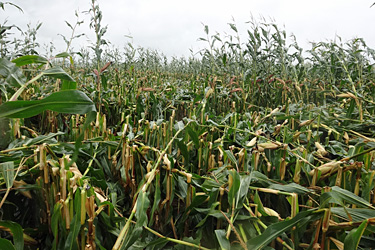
[1,1,375,250]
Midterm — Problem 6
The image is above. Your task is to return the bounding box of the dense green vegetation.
[1,1,375,249]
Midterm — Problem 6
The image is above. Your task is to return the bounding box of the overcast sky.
[2,0,375,58]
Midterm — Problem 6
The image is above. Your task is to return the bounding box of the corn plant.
[1,2,375,249]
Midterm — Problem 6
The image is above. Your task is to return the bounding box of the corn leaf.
[149,173,161,225]
[51,203,63,250]
[268,183,311,195]
[0,238,15,250]
[42,67,75,82]
[24,132,64,146]
[176,139,189,163]
[55,52,71,58]
[215,229,230,250]
[61,80,77,90]
[225,150,238,169]
[195,202,220,227]
[344,219,368,250]
[236,175,251,208]
[0,90,96,118]
[186,125,199,149]
[136,191,150,227]
[0,58,26,87]
[120,226,143,250]
[331,208,375,221]
[12,55,48,66]
[246,210,322,249]
[64,191,82,250]
[321,186,375,209]
[228,170,241,207]
[0,117,11,149]
[0,161,14,189]
[0,221,24,250]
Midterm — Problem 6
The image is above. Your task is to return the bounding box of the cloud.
[2,0,375,58]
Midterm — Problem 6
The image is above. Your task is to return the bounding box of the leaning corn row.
[2,17,375,249]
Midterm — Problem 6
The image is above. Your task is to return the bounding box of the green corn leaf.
[120,226,143,250]
[149,173,161,226]
[0,117,11,149]
[174,236,202,250]
[51,203,63,250]
[229,23,238,33]
[321,186,375,209]
[176,139,189,163]
[345,98,355,119]
[64,191,82,250]
[0,58,26,87]
[222,53,227,66]
[228,169,241,207]
[204,25,209,35]
[247,210,322,249]
[195,202,220,227]
[215,229,230,250]
[136,191,150,227]
[0,161,14,189]
[186,125,199,149]
[225,150,238,169]
[0,2,23,12]
[55,52,71,58]
[344,219,368,250]
[24,132,64,146]
[268,183,311,195]
[249,171,274,186]
[0,221,24,250]
[253,190,267,217]
[119,192,150,249]
[331,208,375,221]
[236,175,251,208]
[0,90,96,118]
[12,55,48,66]
[144,238,168,249]
[42,67,76,82]
[333,186,374,209]
[0,238,16,250]
[177,175,188,199]
[61,80,77,90]
[64,214,81,250]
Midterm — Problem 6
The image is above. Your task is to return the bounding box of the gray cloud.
[2,0,375,58]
